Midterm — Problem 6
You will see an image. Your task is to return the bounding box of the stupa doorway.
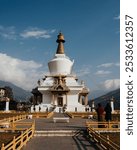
[57,97,63,107]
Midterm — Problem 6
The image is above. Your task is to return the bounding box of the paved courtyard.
[22,113,103,150]
[23,135,101,150]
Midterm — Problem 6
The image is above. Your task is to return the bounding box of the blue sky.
[0,0,120,97]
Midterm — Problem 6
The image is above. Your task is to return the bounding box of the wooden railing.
[0,112,27,120]
[87,127,120,150]
[66,112,120,121]
[0,115,27,122]
[47,111,54,118]
[0,111,54,123]
[29,111,54,118]
[111,114,120,121]
[86,121,120,132]
[0,115,28,130]
[0,121,35,150]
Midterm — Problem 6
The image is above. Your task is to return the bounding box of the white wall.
[42,93,52,104]
[67,94,79,106]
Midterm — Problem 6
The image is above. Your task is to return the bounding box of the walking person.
[104,102,112,121]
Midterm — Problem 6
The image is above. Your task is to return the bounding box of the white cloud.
[20,27,56,39]
[50,29,56,33]
[75,65,92,77]
[100,79,120,91]
[114,15,120,20]
[0,25,56,40]
[0,53,45,90]
[115,63,120,66]
[97,62,119,68]
[0,25,16,40]
[95,70,111,76]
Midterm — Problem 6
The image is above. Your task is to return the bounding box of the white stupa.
[31,33,90,113]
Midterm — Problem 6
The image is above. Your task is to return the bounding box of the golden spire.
[56,32,65,54]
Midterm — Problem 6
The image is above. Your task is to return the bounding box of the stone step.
[34,129,84,136]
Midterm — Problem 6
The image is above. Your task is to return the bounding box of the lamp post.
[110,96,114,113]
[5,97,10,112]
[91,100,95,112]
[0,88,10,112]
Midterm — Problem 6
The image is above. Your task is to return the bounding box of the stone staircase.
[34,129,84,136]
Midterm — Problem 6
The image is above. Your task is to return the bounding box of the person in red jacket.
[96,103,104,127]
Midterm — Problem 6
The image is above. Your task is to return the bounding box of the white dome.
[48,54,74,75]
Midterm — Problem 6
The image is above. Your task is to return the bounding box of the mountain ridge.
[0,80,120,108]
[0,80,32,101]
[88,88,120,110]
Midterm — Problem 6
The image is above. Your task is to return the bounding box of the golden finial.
[56,32,65,54]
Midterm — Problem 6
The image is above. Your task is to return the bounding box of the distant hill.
[88,89,109,100]
[0,80,32,101]
[88,88,120,110]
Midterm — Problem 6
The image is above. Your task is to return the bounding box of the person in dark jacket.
[104,102,112,121]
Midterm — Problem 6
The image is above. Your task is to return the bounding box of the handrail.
[0,115,28,131]
[47,111,54,118]
[0,122,34,131]
[86,121,120,127]
[66,112,120,121]
[1,121,35,150]
[88,127,120,150]
[0,114,27,123]
[28,112,54,118]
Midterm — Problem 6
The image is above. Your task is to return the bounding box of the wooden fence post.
[11,122,15,129]
[107,135,110,144]
[20,131,24,147]
[98,132,101,144]
[108,121,111,128]
[32,120,35,137]
[12,136,16,149]
[1,143,5,150]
